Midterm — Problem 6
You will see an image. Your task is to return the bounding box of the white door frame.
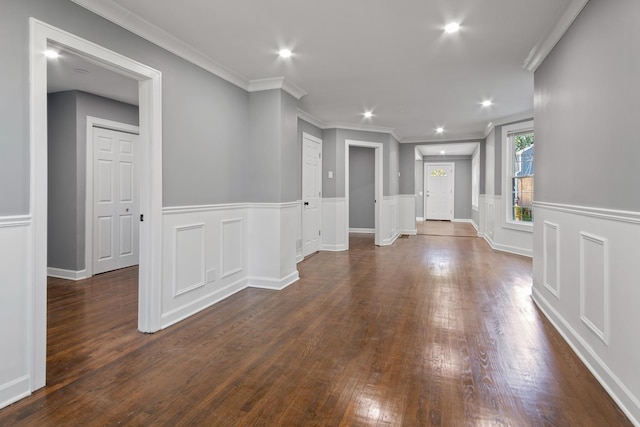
[301,132,323,257]
[345,140,383,247]
[30,19,163,391]
[85,117,140,278]
[424,162,455,220]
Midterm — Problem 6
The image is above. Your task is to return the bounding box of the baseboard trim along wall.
[532,201,640,425]
[47,267,89,281]
[349,228,375,234]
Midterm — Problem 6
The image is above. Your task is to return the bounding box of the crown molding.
[297,109,324,128]
[248,77,307,100]
[524,0,589,72]
[71,0,251,90]
[484,110,534,137]
[400,133,485,144]
[324,122,401,141]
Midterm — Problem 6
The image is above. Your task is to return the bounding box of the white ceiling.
[48,48,139,105]
[64,0,573,141]
[418,142,479,157]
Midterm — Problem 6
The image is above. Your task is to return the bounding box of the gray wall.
[322,129,398,198]
[349,146,375,229]
[534,0,640,211]
[47,90,139,271]
[1,0,252,215]
[248,89,299,203]
[297,118,323,199]
[423,156,473,220]
[415,159,424,217]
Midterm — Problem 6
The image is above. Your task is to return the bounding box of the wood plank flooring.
[417,220,478,237]
[0,234,631,426]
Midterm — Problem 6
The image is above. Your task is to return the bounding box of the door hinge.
[140,214,144,222]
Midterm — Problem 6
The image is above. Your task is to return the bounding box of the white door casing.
[30,19,163,392]
[345,140,383,247]
[425,163,455,220]
[302,133,322,257]
[93,127,140,274]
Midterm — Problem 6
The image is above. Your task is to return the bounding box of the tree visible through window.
[511,132,534,222]
[431,169,447,177]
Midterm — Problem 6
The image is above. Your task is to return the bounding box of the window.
[502,120,534,229]
[431,168,447,177]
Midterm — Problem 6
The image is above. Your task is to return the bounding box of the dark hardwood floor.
[0,234,631,426]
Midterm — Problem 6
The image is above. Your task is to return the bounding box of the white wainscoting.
[322,198,347,251]
[532,201,640,425]
[161,202,300,328]
[0,216,32,409]
[397,195,417,236]
[247,203,299,290]
[295,200,303,263]
[478,194,532,257]
[381,196,399,246]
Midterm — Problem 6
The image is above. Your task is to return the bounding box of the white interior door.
[302,134,322,256]
[425,163,454,220]
[93,127,139,274]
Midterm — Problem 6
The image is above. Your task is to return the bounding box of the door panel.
[425,164,454,220]
[93,127,139,274]
[302,135,322,257]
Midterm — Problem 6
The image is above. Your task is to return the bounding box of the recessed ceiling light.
[436,127,444,133]
[278,49,292,58]
[482,100,493,107]
[363,111,373,119]
[440,150,445,155]
[444,22,460,34]
[44,50,59,59]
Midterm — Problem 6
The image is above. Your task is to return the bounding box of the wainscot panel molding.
[322,198,347,251]
[173,224,206,297]
[46,268,89,281]
[221,218,244,278]
[397,195,418,236]
[0,218,32,409]
[479,195,532,257]
[532,201,640,425]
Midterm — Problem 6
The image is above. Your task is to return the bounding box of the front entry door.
[302,134,322,257]
[425,163,454,220]
[93,127,139,274]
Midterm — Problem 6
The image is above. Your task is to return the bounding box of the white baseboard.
[452,218,478,231]
[349,228,375,234]
[416,217,424,221]
[248,271,299,291]
[296,253,304,263]
[400,229,417,236]
[161,277,248,329]
[381,231,400,246]
[322,244,347,252]
[0,375,30,410]
[47,267,89,281]
[532,288,640,425]
[481,234,532,258]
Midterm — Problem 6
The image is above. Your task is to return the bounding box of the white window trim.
[502,120,534,232]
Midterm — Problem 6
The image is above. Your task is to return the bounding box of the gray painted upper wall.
[322,128,398,198]
[1,0,251,215]
[297,118,323,199]
[47,90,139,271]
[535,0,640,211]
[422,156,473,220]
[280,91,299,203]
[349,146,375,229]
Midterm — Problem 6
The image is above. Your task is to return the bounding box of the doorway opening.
[301,132,323,258]
[345,140,383,248]
[30,18,163,392]
[424,162,455,221]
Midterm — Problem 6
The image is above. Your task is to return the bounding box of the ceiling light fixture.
[436,127,444,133]
[440,150,445,155]
[444,22,460,34]
[482,100,493,107]
[44,50,60,59]
[278,49,292,58]
[363,111,373,119]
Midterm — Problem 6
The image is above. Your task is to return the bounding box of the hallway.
[0,234,630,425]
